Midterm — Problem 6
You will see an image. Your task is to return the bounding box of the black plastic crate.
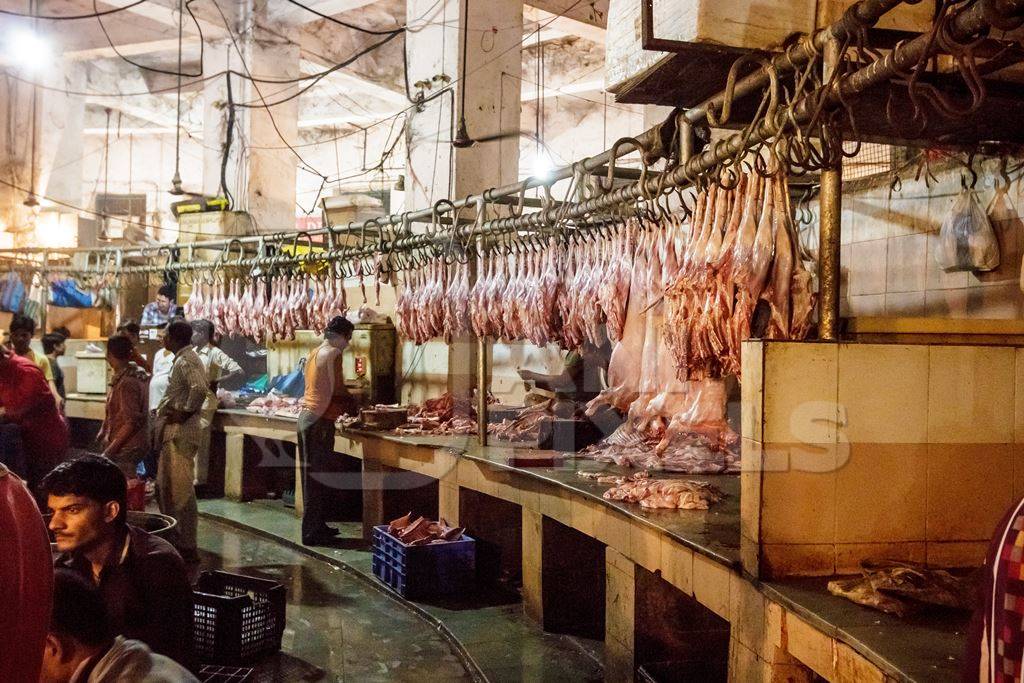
[371,525,475,599]
[198,665,254,683]
[192,570,286,665]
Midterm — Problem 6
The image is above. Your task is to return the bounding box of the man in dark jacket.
[42,455,193,666]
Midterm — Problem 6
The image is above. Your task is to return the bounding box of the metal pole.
[477,336,487,446]
[818,37,843,341]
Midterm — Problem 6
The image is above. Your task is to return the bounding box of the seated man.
[0,345,69,486]
[40,569,198,682]
[141,285,182,329]
[518,338,612,417]
[43,455,193,665]
[99,335,150,479]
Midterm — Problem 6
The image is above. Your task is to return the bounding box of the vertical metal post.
[477,335,488,446]
[40,253,48,333]
[474,213,488,446]
[818,36,843,341]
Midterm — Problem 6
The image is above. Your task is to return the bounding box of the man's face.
[54,341,66,357]
[39,633,76,683]
[190,328,208,348]
[47,494,116,554]
[328,333,350,351]
[155,294,171,314]
[10,328,30,354]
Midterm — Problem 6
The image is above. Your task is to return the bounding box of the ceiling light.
[530,151,553,181]
[5,28,51,72]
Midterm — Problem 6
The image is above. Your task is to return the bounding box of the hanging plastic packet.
[934,188,999,272]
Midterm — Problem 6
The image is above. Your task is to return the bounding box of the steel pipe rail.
[16,0,1023,277]
[0,0,912,263]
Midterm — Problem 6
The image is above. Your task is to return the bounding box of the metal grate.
[843,142,896,181]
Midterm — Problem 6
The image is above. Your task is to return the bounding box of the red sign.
[354,356,366,376]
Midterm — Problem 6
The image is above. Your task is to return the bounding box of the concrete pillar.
[224,433,246,501]
[41,62,86,208]
[201,41,249,205]
[522,508,543,624]
[605,547,636,683]
[405,0,522,396]
[0,60,85,235]
[200,5,300,232]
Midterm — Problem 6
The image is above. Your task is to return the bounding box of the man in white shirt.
[40,569,198,683]
[190,320,243,488]
[142,324,176,482]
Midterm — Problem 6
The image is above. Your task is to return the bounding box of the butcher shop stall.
[6,0,1024,680]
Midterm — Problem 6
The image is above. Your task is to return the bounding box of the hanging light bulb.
[530,149,553,181]
[170,170,184,195]
[451,116,475,149]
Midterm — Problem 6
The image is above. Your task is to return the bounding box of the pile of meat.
[184,275,348,343]
[245,393,300,418]
[489,399,564,442]
[583,471,725,510]
[393,392,479,436]
[827,561,975,617]
[387,513,465,545]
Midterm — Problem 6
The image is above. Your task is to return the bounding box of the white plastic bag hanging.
[934,189,1000,272]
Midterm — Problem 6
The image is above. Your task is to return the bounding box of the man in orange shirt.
[297,316,356,545]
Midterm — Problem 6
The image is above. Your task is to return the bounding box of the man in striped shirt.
[153,320,206,561]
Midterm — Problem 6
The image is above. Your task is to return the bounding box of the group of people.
[0,283,244,564]
[109,316,242,562]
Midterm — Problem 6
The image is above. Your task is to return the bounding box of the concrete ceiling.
[1,0,608,139]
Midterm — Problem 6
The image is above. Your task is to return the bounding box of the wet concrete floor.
[198,499,605,682]
[197,517,474,682]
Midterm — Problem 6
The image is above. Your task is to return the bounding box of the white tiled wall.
[831,158,1024,319]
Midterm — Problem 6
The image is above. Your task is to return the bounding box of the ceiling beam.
[65,36,201,61]
[270,0,379,25]
[298,110,402,129]
[299,59,408,107]
[520,78,605,102]
[94,0,228,40]
[524,1,608,29]
[87,96,200,133]
[524,6,606,44]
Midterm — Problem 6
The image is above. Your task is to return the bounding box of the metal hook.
[599,137,645,194]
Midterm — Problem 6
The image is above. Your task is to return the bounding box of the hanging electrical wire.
[92,0,205,78]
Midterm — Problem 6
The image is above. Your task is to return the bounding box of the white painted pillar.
[404,0,522,397]
[199,7,300,233]
[40,62,86,208]
[405,0,522,207]
[201,40,250,206]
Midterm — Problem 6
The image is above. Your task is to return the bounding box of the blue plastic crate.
[371,525,475,598]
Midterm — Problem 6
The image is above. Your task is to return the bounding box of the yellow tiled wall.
[742,339,1024,578]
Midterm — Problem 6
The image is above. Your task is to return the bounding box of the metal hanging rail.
[67,0,1011,276]
[0,0,917,265]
